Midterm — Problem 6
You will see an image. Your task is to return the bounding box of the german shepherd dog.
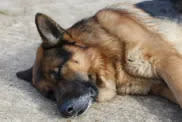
[17,5,182,117]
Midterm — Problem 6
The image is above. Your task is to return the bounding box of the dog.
[16,4,182,118]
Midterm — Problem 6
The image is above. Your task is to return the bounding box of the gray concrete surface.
[0,0,182,121]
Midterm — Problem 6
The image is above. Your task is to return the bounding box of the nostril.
[66,106,74,114]
[59,103,75,117]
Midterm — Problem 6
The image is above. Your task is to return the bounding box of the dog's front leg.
[157,56,182,107]
[96,75,117,102]
[97,87,116,102]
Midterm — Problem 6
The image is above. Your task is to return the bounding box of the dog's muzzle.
[55,81,98,118]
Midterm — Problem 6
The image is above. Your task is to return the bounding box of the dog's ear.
[16,67,33,82]
[35,13,66,48]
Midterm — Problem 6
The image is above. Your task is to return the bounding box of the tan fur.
[31,5,182,107]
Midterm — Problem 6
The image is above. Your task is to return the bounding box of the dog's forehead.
[44,47,71,57]
[42,47,72,66]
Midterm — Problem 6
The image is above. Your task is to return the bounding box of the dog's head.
[17,13,119,117]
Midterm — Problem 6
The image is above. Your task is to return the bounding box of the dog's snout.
[56,80,98,117]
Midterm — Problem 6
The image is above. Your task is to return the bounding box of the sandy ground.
[0,0,182,121]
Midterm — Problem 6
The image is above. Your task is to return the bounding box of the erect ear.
[35,13,66,48]
[16,67,33,82]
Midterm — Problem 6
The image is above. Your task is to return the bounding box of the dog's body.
[17,4,182,117]
[60,8,178,103]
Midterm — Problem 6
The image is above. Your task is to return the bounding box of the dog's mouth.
[55,80,98,118]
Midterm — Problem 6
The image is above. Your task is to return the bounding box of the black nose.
[58,99,89,118]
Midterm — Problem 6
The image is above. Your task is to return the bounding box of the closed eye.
[72,59,79,64]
